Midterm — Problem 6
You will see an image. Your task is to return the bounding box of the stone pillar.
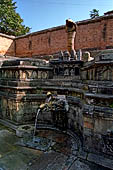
[66,19,77,59]
[77,49,82,60]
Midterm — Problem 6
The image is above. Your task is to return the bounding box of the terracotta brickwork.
[0,13,113,57]
[75,21,102,50]
[15,27,67,57]
[76,18,113,51]
[15,15,113,57]
[0,34,15,56]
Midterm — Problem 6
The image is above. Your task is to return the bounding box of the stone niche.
[0,58,53,124]
[49,59,83,79]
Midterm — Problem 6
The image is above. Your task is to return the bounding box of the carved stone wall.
[83,106,113,155]
[81,52,113,156]
[0,59,53,124]
[0,53,113,159]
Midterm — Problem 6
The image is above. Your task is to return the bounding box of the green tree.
[90,9,99,19]
[0,0,30,36]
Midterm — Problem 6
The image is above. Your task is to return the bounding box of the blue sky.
[15,0,113,33]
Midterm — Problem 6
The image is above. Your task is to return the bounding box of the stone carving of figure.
[64,68,69,76]
[83,51,94,62]
[102,130,113,153]
[66,19,77,59]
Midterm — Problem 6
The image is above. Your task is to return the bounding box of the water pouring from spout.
[33,108,41,142]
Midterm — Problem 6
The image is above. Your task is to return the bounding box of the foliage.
[0,0,30,36]
[90,9,99,19]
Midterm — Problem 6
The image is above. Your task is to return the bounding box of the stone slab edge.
[78,151,113,169]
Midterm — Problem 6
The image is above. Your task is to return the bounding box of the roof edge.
[0,33,15,40]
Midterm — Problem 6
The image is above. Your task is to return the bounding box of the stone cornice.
[0,33,15,39]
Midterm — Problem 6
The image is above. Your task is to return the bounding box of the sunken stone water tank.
[0,50,113,169]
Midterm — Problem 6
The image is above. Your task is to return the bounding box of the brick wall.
[76,17,113,51]
[0,34,15,56]
[15,15,113,58]
[76,21,102,50]
[0,14,113,58]
[15,26,67,57]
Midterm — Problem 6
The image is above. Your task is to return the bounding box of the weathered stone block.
[87,153,113,169]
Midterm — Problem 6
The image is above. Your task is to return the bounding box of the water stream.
[33,108,41,142]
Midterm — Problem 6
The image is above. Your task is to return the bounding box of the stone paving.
[0,124,110,170]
